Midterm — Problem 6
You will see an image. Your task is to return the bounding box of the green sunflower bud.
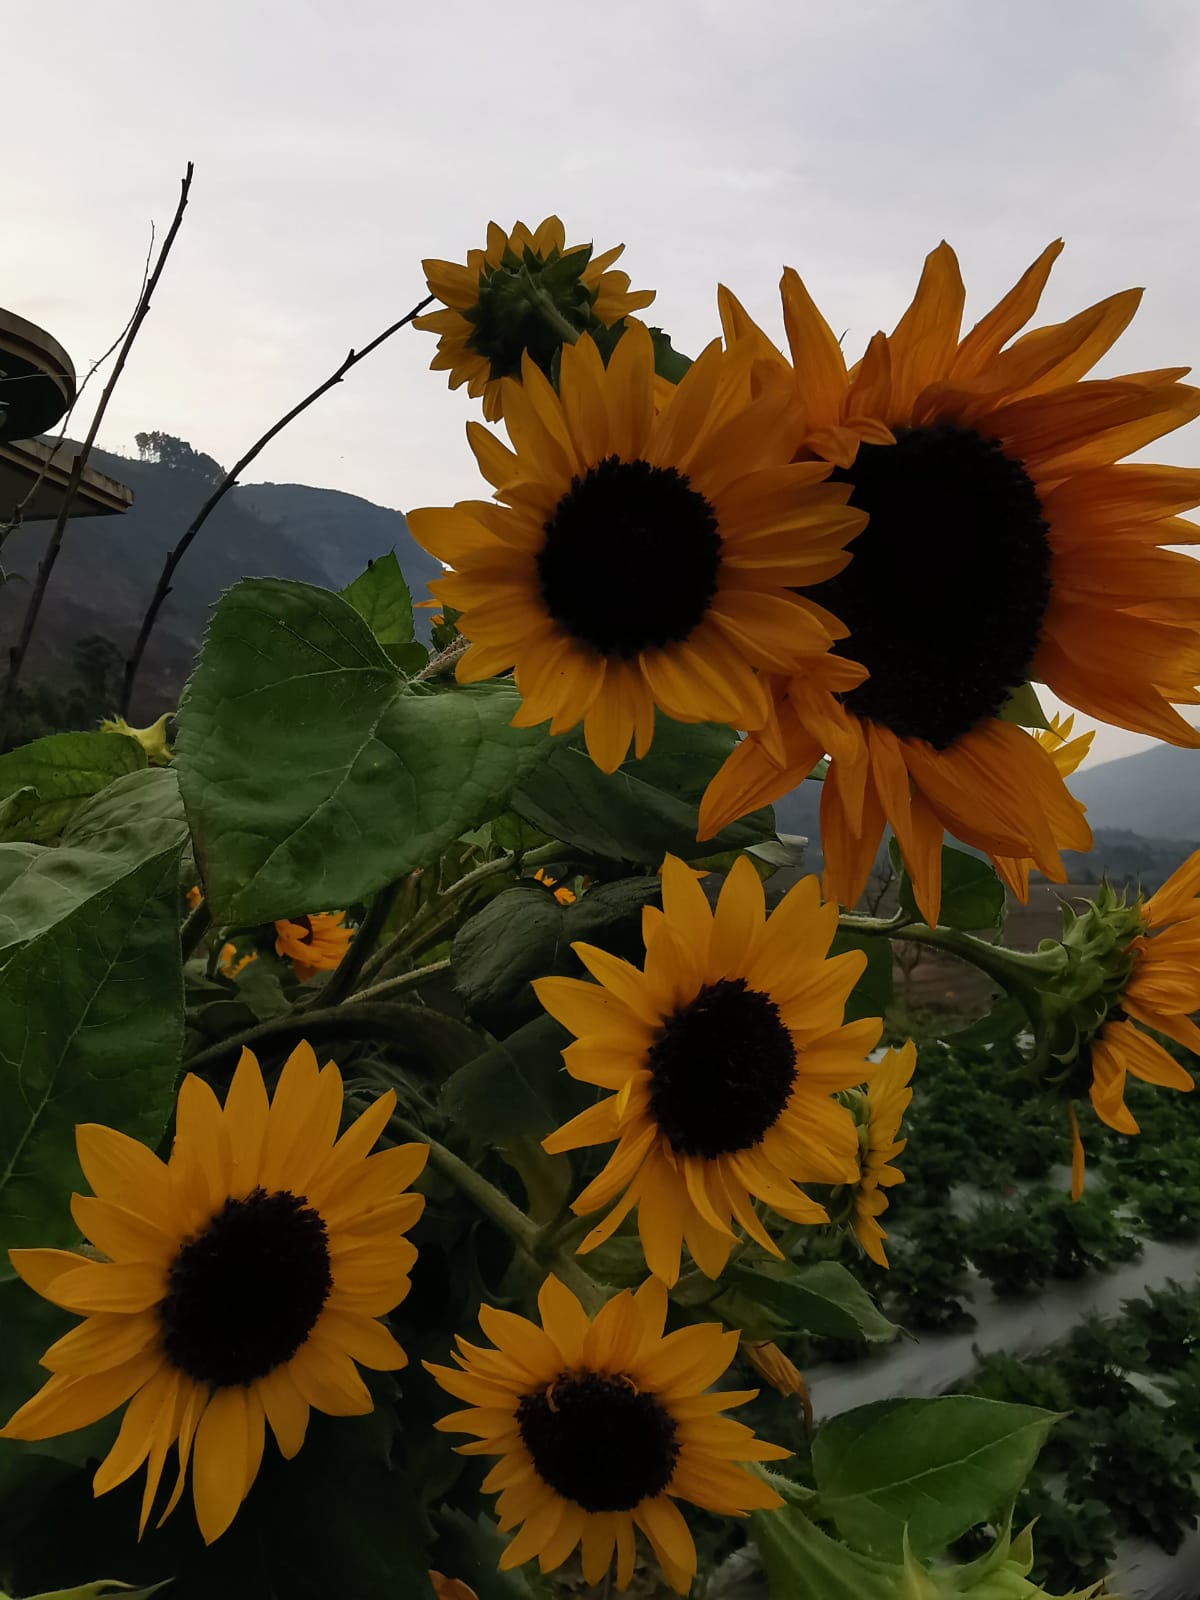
[901,1523,1106,1598]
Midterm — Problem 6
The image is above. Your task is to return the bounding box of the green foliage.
[511,714,775,865]
[0,731,145,844]
[0,824,185,1266]
[811,1396,1057,1561]
[176,578,557,923]
[341,551,416,647]
[894,844,1007,932]
[721,1260,898,1344]
[1,636,127,754]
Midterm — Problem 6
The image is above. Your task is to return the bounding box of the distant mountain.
[0,442,438,720]
[1072,742,1200,842]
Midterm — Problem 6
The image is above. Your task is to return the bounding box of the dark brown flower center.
[516,1371,679,1510]
[807,424,1052,748]
[537,455,722,658]
[159,1187,332,1387]
[647,976,798,1157]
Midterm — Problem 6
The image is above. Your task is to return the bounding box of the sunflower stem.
[353,958,451,1005]
[517,275,582,347]
[356,841,568,984]
[180,899,211,962]
[312,878,402,1010]
[886,922,1067,988]
[420,1134,542,1251]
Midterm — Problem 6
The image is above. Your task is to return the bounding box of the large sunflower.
[993,714,1094,900]
[700,242,1200,925]
[1067,850,1199,1197]
[2,1044,426,1544]
[426,1273,787,1595]
[535,854,880,1285]
[408,323,868,772]
[845,1041,915,1268]
[414,217,655,420]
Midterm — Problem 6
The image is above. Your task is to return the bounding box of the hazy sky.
[6,0,1200,764]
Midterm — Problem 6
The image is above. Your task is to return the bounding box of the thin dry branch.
[0,164,195,743]
[0,221,157,554]
[118,290,435,715]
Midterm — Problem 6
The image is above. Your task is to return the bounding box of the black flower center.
[806,424,1052,748]
[647,977,797,1158]
[517,1372,679,1511]
[536,455,723,658]
[159,1187,333,1387]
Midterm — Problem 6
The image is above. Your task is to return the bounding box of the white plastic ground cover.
[802,1243,1200,1600]
[806,1240,1200,1417]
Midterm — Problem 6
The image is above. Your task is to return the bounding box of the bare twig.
[119,290,435,715]
[0,165,195,744]
[0,221,157,554]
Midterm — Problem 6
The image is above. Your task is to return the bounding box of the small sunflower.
[701,242,1200,924]
[275,911,353,982]
[2,1044,427,1544]
[993,714,1094,899]
[426,1274,788,1595]
[415,216,655,421]
[217,941,258,979]
[535,854,880,1286]
[408,323,868,772]
[534,867,577,906]
[185,884,203,912]
[740,1339,808,1401]
[845,1041,915,1267]
[1067,850,1199,1197]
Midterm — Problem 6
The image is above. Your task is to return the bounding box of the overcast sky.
[6,0,1200,764]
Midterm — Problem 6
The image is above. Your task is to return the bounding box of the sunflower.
[414,217,655,421]
[845,1041,915,1267]
[217,941,258,979]
[426,1273,787,1595]
[700,241,1200,925]
[534,867,577,906]
[185,883,203,912]
[535,854,880,1286]
[408,323,868,773]
[993,714,1094,899]
[275,911,353,982]
[2,1044,427,1544]
[1067,850,1199,1197]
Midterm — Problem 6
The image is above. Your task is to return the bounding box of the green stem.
[408,1127,606,1311]
[888,922,1066,989]
[518,278,582,346]
[837,910,912,937]
[183,1000,445,1075]
[311,879,402,1010]
[357,840,567,984]
[181,900,212,962]
[353,958,451,1005]
[420,1133,541,1252]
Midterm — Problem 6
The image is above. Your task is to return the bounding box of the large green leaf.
[341,551,414,645]
[0,732,146,845]
[452,876,661,1035]
[511,716,775,864]
[439,1013,591,1138]
[0,846,185,1272]
[175,579,558,924]
[812,1396,1058,1560]
[0,769,187,965]
[723,1260,898,1343]
[829,929,894,1024]
[893,843,1007,932]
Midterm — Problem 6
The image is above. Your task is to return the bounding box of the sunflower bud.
[900,1524,1105,1599]
[98,712,173,766]
[1035,885,1145,1077]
